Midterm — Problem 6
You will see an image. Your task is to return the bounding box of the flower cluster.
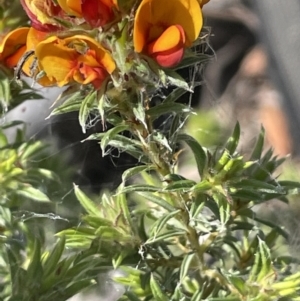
[0,0,209,91]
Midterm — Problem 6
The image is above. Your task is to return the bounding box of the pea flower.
[35,35,116,88]
[20,0,63,32]
[0,27,55,86]
[0,27,29,68]
[57,0,118,27]
[133,0,203,68]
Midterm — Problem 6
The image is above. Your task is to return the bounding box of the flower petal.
[26,27,48,50]
[134,0,202,52]
[81,0,115,27]
[20,0,62,31]
[35,36,78,86]
[57,0,82,16]
[5,45,27,68]
[0,27,29,61]
[147,25,185,54]
[152,46,184,68]
[64,35,116,74]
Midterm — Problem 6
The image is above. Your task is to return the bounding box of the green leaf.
[19,141,46,160]
[250,126,265,160]
[124,292,142,301]
[133,101,147,129]
[191,180,212,193]
[214,149,231,173]
[227,275,247,295]
[164,69,191,90]
[73,184,100,216]
[150,274,169,301]
[82,215,113,228]
[231,221,254,231]
[146,230,185,244]
[17,185,50,202]
[190,194,206,218]
[152,131,172,152]
[225,122,240,155]
[62,279,94,300]
[147,102,191,119]
[95,226,128,240]
[26,239,43,284]
[7,248,21,287]
[256,238,272,282]
[164,179,196,191]
[150,209,181,237]
[100,124,129,154]
[43,237,65,277]
[120,184,161,194]
[232,179,285,195]
[121,165,155,184]
[222,237,241,257]
[177,133,207,178]
[163,87,188,103]
[85,133,147,163]
[191,289,204,301]
[50,100,82,116]
[230,189,263,202]
[79,90,97,133]
[212,193,230,226]
[117,192,134,230]
[26,168,60,182]
[206,297,241,301]
[135,192,175,212]
[180,253,195,281]
[49,91,83,116]
[0,68,10,113]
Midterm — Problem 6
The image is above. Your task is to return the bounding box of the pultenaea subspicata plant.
[1,0,300,300]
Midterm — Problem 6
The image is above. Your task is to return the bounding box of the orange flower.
[20,0,62,32]
[133,0,203,68]
[58,0,117,27]
[0,27,55,86]
[0,28,29,68]
[35,35,116,88]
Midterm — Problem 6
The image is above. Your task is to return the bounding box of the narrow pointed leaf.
[79,90,97,133]
[100,124,129,153]
[177,133,207,177]
[43,237,66,277]
[150,209,180,237]
[74,184,100,216]
[225,122,240,155]
[150,274,169,301]
[250,127,265,160]
[136,192,175,212]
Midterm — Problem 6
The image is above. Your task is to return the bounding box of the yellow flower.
[0,27,29,68]
[35,35,116,88]
[133,0,202,67]
[0,27,55,86]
